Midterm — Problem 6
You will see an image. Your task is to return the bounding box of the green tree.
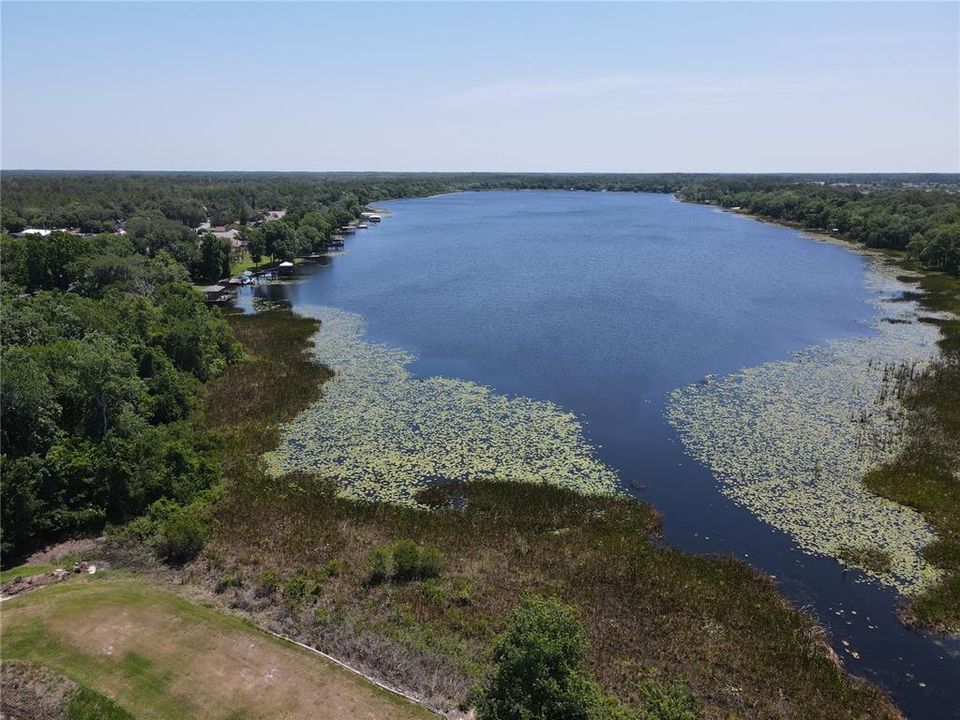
[247,229,266,267]
[2,206,26,233]
[0,346,61,457]
[262,221,298,262]
[477,596,626,720]
[198,233,228,284]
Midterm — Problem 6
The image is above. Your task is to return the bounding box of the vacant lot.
[0,575,434,720]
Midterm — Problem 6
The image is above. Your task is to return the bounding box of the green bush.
[155,505,207,565]
[477,595,632,720]
[282,569,324,605]
[256,569,280,596]
[282,573,309,605]
[366,540,445,584]
[635,679,697,720]
[313,607,331,628]
[392,539,420,581]
[366,546,392,585]
[123,515,158,542]
[448,577,473,606]
[419,544,444,579]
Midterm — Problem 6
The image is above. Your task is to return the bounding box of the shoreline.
[679,197,960,635]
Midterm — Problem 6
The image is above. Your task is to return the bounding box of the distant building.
[212,228,243,247]
[17,228,53,237]
[199,284,235,305]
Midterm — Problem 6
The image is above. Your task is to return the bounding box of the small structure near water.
[199,284,235,305]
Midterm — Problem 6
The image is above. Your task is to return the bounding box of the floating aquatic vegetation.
[667,259,947,595]
[251,298,291,312]
[264,305,619,505]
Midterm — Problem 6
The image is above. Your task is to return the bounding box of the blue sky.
[2,2,957,172]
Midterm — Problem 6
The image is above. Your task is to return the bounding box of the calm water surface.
[242,191,959,719]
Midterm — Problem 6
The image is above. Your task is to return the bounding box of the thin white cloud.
[437,72,901,107]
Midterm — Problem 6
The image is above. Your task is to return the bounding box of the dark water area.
[241,191,959,719]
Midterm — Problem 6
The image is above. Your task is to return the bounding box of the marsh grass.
[198,308,901,720]
[837,546,894,575]
[861,273,960,631]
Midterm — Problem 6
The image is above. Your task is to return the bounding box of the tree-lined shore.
[2,171,958,719]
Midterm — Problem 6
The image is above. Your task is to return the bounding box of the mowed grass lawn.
[0,574,435,720]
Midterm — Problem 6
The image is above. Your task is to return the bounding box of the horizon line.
[3,169,959,176]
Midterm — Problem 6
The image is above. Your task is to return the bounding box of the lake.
[240,191,959,719]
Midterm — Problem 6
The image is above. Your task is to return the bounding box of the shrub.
[215,569,244,593]
[282,569,324,605]
[123,515,158,542]
[635,679,698,720]
[365,540,444,585]
[283,573,309,605]
[392,539,420,581]
[477,595,630,720]
[324,559,347,578]
[366,546,393,585]
[255,569,280,596]
[155,506,207,565]
[419,544,444,579]
[448,577,473,606]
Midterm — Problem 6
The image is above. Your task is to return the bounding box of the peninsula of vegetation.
[1,172,958,720]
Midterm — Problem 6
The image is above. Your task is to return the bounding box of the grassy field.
[229,251,262,277]
[0,574,435,720]
[187,308,903,720]
[864,270,960,632]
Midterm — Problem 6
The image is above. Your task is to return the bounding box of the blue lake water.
[241,191,959,719]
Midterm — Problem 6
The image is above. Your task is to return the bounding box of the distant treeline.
[680,178,960,275]
[3,171,958,274]
[2,171,958,561]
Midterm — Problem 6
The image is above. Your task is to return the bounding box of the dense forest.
[1,171,958,562]
[681,178,960,275]
[1,232,240,560]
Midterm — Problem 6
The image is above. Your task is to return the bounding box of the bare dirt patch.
[26,537,105,565]
[0,661,74,720]
[1,577,435,720]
